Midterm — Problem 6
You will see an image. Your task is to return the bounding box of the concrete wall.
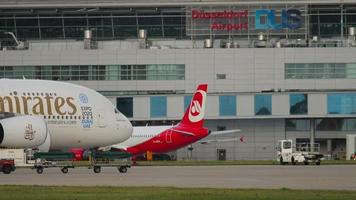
[2,44,356,94]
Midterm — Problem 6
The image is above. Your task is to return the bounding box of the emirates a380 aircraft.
[0,79,133,151]
[112,84,239,155]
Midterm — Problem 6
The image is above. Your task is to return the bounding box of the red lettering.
[241,10,248,18]
[192,9,249,19]
[211,23,219,30]
[192,10,200,19]
[227,24,233,31]
[210,23,249,31]
[242,22,249,30]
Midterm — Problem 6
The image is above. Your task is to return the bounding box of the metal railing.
[295,143,320,153]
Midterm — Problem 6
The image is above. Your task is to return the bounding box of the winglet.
[179,84,207,128]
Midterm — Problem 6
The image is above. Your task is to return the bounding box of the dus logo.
[255,9,302,30]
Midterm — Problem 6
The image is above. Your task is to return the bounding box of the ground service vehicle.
[33,152,75,174]
[0,159,15,174]
[277,140,324,165]
[89,151,131,173]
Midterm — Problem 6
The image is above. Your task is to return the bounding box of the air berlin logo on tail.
[188,90,206,122]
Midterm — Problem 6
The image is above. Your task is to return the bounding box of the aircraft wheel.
[61,167,69,174]
[36,167,44,174]
[315,160,321,165]
[93,166,101,173]
[118,166,127,173]
[2,165,12,174]
[280,157,285,165]
[304,161,309,165]
[291,157,296,165]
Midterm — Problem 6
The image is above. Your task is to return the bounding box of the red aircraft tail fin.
[179,84,207,128]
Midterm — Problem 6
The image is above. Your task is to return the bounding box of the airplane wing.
[209,129,241,136]
[199,134,246,144]
[199,137,242,144]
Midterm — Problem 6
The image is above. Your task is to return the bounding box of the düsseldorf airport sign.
[190,8,303,32]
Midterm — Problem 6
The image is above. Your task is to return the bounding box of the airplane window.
[32,93,35,96]
[70,116,72,119]
[23,92,26,96]
[44,116,46,119]
[74,116,77,119]
[27,92,30,96]
[57,116,60,119]
[36,93,39,96]
[41,93,44,96]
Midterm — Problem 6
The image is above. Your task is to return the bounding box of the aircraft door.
[96,109,107,128]
[165,129,172,143]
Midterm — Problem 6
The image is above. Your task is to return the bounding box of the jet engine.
[0,115,48,148]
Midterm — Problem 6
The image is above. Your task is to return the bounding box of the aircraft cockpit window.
[115,108,121,114]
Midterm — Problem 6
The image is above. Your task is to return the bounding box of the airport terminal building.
[1,0,356,160]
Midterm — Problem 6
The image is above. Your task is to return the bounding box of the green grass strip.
[0,185,355,200]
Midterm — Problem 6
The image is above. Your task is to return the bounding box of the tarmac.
[0,165,355,190]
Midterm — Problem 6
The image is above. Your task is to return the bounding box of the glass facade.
[254,94,272,115]
[310,5,356,38]
[286,118,356,131]
[327,93,356,114]
[219,95,237,116]
[290,94,308,115]
[0,4,355,42]
[316,118,356,131]
[286,119,310,131]
[0,11,186,40]
[116,97,133,118]
[285,63,356,79]
[150,96,167,118]
[0,64,185,81]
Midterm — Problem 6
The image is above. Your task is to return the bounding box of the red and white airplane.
[111,84,239,155]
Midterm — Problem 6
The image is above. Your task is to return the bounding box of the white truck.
[277,140,324,165]
[0,148,33,167]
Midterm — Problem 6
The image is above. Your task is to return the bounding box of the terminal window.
[219,95,237,116]
[184,95,193,111]
[327,93,356,114]
[150,96,167,118]
[290,94,308,115]
[116,97,133,118]
[0,64,185,81]
[254,94,272,115]
[285,63,356,79]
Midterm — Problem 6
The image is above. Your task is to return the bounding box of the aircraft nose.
[118,113,133,142]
